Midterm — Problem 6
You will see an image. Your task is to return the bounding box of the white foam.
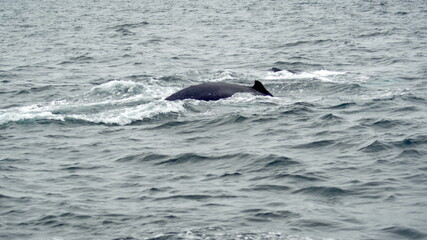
[219,92,282,104]
[0,80,185,126]
[199,69,239,83]
[153,230,322,240]
[89,80,140,93]
[0,98,186,126]
[265,69,347,82]
[312,70,346,76]
[67,100,185,125]
[0,107,65,124]
[360,88,409,100]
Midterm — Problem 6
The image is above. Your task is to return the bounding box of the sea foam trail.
[0,80,185,126]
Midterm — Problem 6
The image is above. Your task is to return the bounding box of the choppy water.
[1,0,427,239]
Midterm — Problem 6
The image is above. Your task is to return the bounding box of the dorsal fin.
[252,80,273,96]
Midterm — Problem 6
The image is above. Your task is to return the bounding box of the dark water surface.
[1,0,427,239]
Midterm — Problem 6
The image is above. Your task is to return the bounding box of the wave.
[359,140,392,153]
[155,152,255,166]
[294,140,336,149]
[273,173,324,182]
[262,156,300,168]
[156,194,237,201]
[293,186,351,198]
[382,226,427,240]
[242,184,292,192]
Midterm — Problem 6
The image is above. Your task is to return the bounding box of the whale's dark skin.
[165,80,273,101]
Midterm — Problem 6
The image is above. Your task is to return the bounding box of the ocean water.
[1,0,427,239]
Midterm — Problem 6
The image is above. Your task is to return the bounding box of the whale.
[165,80,273,101]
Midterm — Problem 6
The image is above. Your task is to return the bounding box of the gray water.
[1,0,427,239]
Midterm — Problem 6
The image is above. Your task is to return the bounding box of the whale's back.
[165,81,272,101]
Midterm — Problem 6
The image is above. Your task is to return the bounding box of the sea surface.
[1,0,427,239]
